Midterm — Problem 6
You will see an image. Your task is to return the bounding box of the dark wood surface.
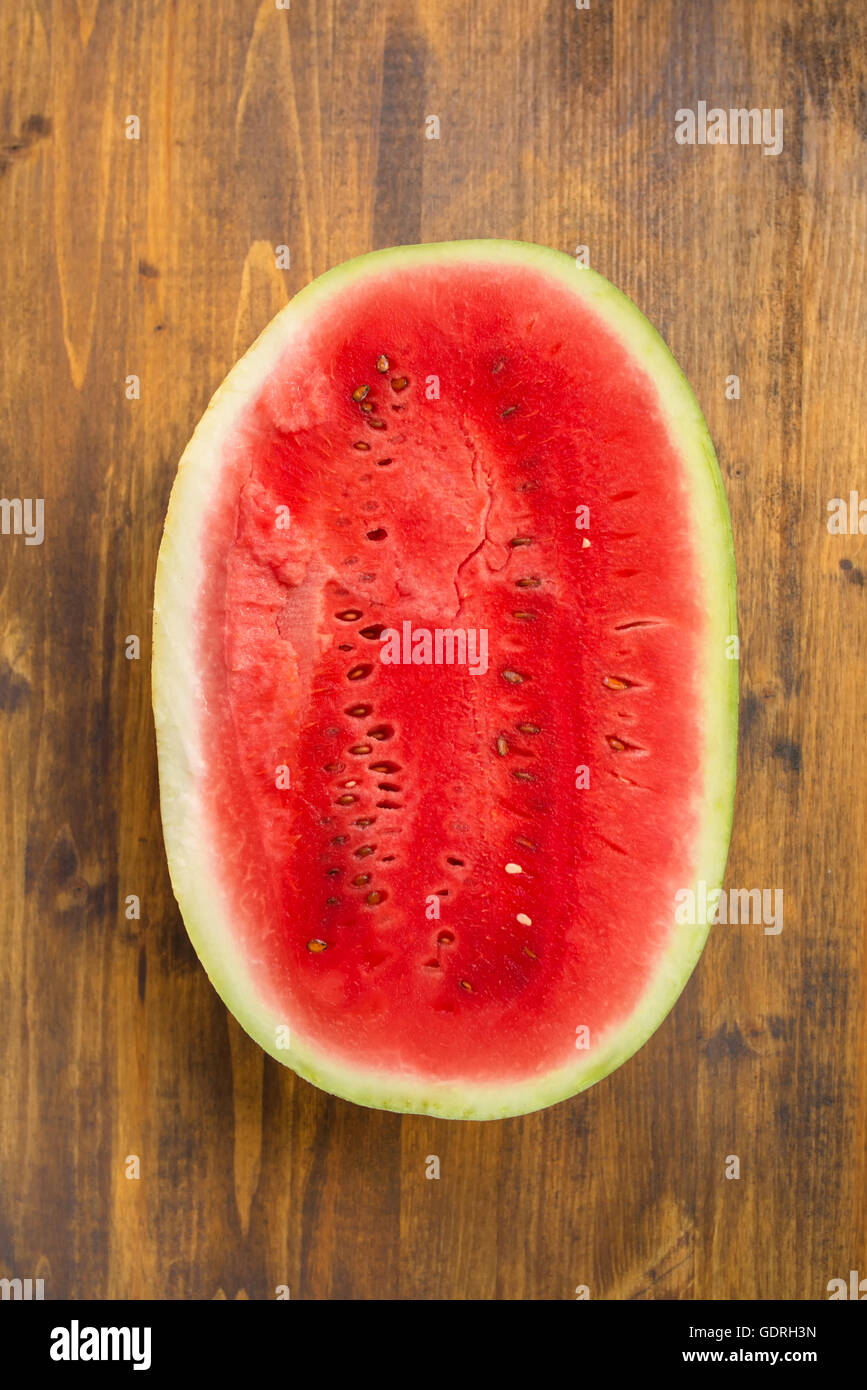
[1,0,865,1300]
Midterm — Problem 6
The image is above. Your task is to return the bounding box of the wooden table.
[1,0,864,1300]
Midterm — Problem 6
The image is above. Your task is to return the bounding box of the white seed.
[505,862,523,875]
[516,912,532,925]
[582,537,591,548]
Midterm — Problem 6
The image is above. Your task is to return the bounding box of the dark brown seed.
[366,528,388,541]
[345,703,371,717]
[516,577,541,589]
[322,761,343,773]
[501,669,525,684]
[446,856,464,866]
[353,440,371,451]
[501,405,518,418]
[336,794,357,805]
[359,624,385,640]
[368,418,387,429]
[307,939,328,953]
[349,743,372,755]
[375,457,392,467]
[351,384,370,402]
[512,770,535,782]
[336,608,362,621]
[513,611,537,621]
[355,844,375,858]
[353,817,374,828]
[376,354,389,372]
[352,874,371,886]
[331,835,348,845]
[391,376,408,391]
[510,536,533,547]
[326,896,339,905]
[326,868,341,878]
[460,980,474,992]
[366,891,384,905]
[516,722,540,734]
[347,664,372,680]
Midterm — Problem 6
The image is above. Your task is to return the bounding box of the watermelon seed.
[496,736,509,756]
[376,800,402,810]
[522,946,537,959]
[510,536,533,547]
[505,862,523,874]
[512,770,535,782]
[326,868,341,877]
[391,376,409,391]
[377,782,400,792]
[603,675,632,689]
[339,779,358,787]
[345,703,371,717]
[327,897,339,905]
[307,939,328,953]
[349,743,373,755]
[425,959,441,969]
[516,912,532,925]
[376,354,389,372]
[501,405,518,418]
[347,664,373,680]
[608,737,626,751]
[366,891,385,905]
[360,402,374,413]
[516,722,540,734]
[501,669,525,684]
[336,609,362,621]
[446,856,464,866]
[613,619,659,631]
[515,836,537,852]
[369,760,401,773]
[460,980,474,992]
[438,932,454,945]
[338,643,353,651]
[492,358,505,373]
[322,761,344,772]
[368,418,387,430]
[515,577,541,588]
[359,624,385,640]
[436,889,449,897]
[512,611,537,620]
[352,874,371,886]
[366,528,388,541]
[331,835,348,845]
[367,724,394,740]
[336,794,357,805]
[355,845,376,858]
[381,855,396,862]
[519,479,540,492]
[375,457,393,467]
[353,817,374,828]
[351,384,370,402]
[353,441,371,451]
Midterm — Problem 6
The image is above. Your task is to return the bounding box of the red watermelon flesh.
[154,241,737,1118]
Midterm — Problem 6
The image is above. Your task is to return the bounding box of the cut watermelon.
[153,240,737,1120]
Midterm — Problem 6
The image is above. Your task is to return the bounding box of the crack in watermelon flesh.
[194,256,709,1087]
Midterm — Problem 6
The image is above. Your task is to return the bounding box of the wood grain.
[0,0,864,1300]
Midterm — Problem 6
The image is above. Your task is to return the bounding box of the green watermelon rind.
[152,240,738,1121]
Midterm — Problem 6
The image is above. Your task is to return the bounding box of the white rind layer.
[152,240,738,1120]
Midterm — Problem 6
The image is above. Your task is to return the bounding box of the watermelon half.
[153,240,737,1120]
